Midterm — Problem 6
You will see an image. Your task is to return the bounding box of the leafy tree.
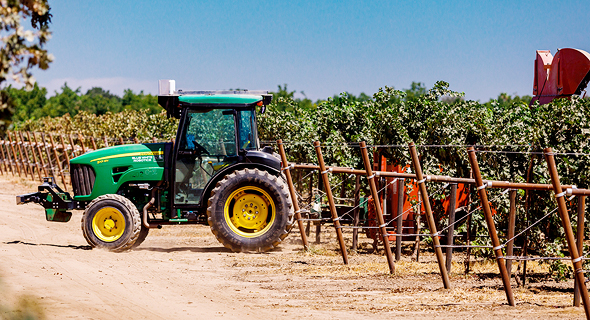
[78,87,122,115]
[0,0,53,110]
[485,92,532,107]
[121,89,160,114]
[404,81,428,102]
[271,84,314,112]
[5,82,46,123]
[41,82,81,117]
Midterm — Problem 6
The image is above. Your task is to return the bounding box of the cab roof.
[158,90,272,119]
[178,94,263,105]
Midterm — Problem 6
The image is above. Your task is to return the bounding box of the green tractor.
[17,80,293,252]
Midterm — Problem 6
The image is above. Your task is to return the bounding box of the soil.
[0,176,585,319]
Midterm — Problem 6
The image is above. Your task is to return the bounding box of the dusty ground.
[0,176,586,319]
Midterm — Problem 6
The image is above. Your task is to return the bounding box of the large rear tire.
[207,168,294,252]
[81,194,141,252]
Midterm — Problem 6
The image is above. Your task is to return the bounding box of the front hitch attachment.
[16,177,85,222]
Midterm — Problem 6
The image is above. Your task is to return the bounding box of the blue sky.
[34,0,590,102]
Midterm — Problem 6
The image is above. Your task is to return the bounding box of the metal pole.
[20,131,35,180]
[7,132,21,177]
[16,132,33,179]
[0,140,5,175]
[396,178,404,261]
[32,132,48,178]
[359,141,395,274]
[313,141,348,264]
[78,134,87,153]
[276,139,308,250]
[49,134,68,191]
[68,135,77,159]
[506,190,517,279]
[575,195,586,307]
[26,132,42,182]
[291,164,574,191]
[0,140,12,175]
[352,175,360,251]
[544,148,590,318]
[409,142,451,289]
[446,183,458,273]
[41,133,56,180]
[467,147,515,306]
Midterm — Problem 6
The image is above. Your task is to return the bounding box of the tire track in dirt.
[0,184,273,320]
[2,202,168,319]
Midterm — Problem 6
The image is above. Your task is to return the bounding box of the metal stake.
[575,195,586,307]
[26,132,42,181]
[544,148,590,319]
[409,142,451,289]
[360,141,395,274]
[467,147,515,306]
[446,183,458,273]
[277,139,308,250]
[50,134,68,191]
[396,178,404,261]
[313,141,348,264]
[352,175,360,251]
[32,132,48,178]
[506,190,517,278]
[0,139,13,175]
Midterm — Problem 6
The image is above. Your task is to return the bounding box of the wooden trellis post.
[313,141,349,264]
[409,142,451,289]
[467,147,515,306]
[0,138,13,175]
[360,141,395,274]
[26,132,42,182]
[277,139,309,250]
[49,134,68,191]
[32,132,48,178]
[41,133,57,180]
[545,148,590,319]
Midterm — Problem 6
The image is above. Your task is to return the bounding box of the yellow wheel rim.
[224,186,275,238]
[92,207,126,242]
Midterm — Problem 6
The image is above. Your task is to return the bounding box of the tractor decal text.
[90,151,164,163]
[132,155,155,163]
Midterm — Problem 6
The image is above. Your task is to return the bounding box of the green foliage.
[259,81,590,269]
[541,239,572,282]
[16,109,177,142]
[5,83,162,124]
[270,84,314,112]
[0,0,53,131]
[0,0,53,105]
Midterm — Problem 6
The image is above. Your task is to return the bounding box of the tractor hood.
[71,143,166,166]
[70,143,171,201]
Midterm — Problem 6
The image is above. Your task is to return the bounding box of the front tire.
[81,194,141,252]
[207,168,294,252]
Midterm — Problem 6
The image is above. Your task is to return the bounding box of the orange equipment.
[531,48,590,105]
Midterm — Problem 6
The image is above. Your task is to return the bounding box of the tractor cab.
[157,80,276,210]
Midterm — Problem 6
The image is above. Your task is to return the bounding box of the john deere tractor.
[17,80,293,252]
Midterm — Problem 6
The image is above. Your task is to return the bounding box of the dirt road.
[0,176,585,319]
